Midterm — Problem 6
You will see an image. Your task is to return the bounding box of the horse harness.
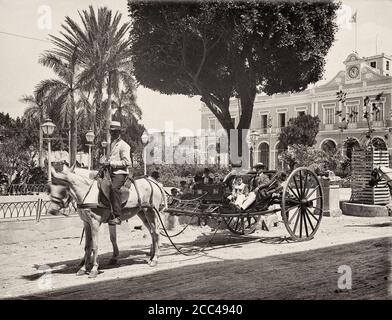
[76,174,159,211]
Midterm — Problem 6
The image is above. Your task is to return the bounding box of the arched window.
[275,142,287,170]
[258,143,269,169]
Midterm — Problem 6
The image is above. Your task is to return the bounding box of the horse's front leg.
[77,223,92,276]
[108,224,119,265]
[88,220,101,278]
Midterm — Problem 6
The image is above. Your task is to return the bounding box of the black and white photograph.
[0,0,391,304]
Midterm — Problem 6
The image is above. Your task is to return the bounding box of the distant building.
[201,52,392,169]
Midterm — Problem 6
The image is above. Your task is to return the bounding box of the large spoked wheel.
[223,214,261,235]
[281,167,323,241]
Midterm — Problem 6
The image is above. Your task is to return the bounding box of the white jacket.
[109,138,131,174]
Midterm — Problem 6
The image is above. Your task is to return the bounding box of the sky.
[0,0,392,132]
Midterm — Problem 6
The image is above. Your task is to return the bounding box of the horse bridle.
[50,192,72,209]
[49,180,74,210]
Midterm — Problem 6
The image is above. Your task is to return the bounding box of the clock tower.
[344,52,363,83]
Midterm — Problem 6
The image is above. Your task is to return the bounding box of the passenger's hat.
[109,120,122,131]
[253,162,265,169]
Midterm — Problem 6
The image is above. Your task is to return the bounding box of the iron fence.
[0,199,77,221]
[0,184,48,196]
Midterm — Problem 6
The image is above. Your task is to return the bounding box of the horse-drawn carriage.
[165,167,324,241]
[46,164,325,277]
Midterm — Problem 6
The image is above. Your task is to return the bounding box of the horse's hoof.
[108,258,118,265]
[76,269,86,276]
[88,270,98,278]
[148,260,158,267]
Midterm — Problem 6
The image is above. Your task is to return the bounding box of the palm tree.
[50,6,133,147]
[20,94,48,167]
[35,48,82,166]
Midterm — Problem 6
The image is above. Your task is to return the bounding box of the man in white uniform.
[104,121,131,225]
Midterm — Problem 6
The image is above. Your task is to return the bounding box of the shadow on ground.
[345,222,392,228]
[14,237,391,300]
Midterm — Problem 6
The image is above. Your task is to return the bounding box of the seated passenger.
[192,174,204,194]
[171,188,180,197]
[213,173,222,184]
[179,180,191,194]
[202,168,214,184]
[240,172,287,211]
[249,162,270,191]
[228,176,249,208]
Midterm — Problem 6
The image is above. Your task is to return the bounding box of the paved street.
[0,214,391,300]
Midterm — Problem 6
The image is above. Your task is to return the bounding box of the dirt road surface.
[0,214,391,300]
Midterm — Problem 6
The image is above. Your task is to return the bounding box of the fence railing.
[0,198,77,221]
[0,184,48,196]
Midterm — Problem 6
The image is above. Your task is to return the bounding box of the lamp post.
[249,130,260,169]
[268,115,272,169]
[141,130,149,175]
[101,141,108,157]
[41,119,56,182]
[85,130,95,170]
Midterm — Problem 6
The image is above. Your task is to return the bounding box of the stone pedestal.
[322,178,342,217]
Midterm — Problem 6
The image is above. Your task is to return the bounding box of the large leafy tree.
[128,0,339,132]
[278,114,321,149]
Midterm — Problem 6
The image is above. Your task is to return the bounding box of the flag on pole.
[349,10,357,23]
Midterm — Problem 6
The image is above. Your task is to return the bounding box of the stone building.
[200,52,392,169]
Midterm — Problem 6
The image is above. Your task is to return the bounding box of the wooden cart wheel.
[223,214,261,235]
[281,167,323,241]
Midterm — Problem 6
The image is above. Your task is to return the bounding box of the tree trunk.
[106,73,113,155]
[92,85,103,168]
[69,92,77,166]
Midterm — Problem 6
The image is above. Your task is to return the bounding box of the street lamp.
[101,141,108,157]
[85,130,95,170]
[141,130,149,175]
[41,119,56,182]
[249,130,260,169]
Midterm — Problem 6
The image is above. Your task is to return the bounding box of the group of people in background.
[150,164,288,211]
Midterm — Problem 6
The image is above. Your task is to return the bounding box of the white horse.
[48,165,167,278]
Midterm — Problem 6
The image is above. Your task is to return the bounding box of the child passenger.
[227,176,249,208]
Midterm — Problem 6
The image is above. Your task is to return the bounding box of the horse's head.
[369,167,382,187]
[47,165,74,216]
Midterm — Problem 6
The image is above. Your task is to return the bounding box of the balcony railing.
[373,121,385,127]
[319,120,387,131]
[259,128,268,134]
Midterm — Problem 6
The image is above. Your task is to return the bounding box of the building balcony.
[259,128,269,134]
[373,120,385,127]
[323,124,334,131]
[318,120,388,132]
